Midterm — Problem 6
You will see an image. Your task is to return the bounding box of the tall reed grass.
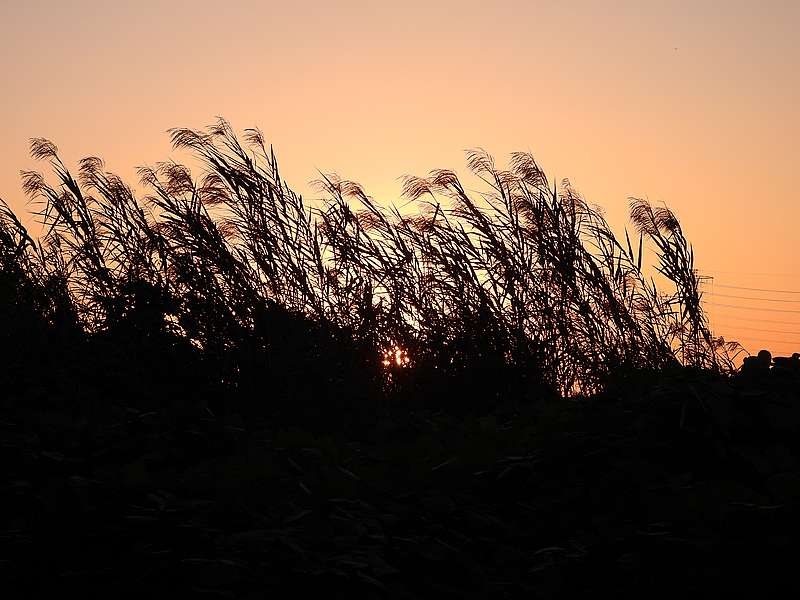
[0,119,742,413]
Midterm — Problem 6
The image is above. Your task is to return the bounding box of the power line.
[701,311,800,326]
[713,283,800,295]
[725,336,799,346]
[711,323,800,336]
[698,269,800,277]
[702,302,800,314]
[712,293,800,304]
[723,331,800,343]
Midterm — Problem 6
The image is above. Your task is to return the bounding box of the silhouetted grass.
[5,120,800,599]
[0,119,742,419]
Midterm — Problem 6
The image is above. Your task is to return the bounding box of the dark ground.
[2,366,800,599]
[3,123,796,598]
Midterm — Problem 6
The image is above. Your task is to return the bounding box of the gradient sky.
[1,0,798,355]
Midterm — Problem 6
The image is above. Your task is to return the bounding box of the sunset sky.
[1,0,798,356]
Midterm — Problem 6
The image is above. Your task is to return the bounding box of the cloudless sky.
[1,0,798,355]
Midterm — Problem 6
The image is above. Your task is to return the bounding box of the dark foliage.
[6,121,796,598]
[1,119,742,420]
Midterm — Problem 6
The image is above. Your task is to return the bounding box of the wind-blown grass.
[0,119,742,415]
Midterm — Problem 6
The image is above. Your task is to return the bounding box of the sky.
[1,0,798,356]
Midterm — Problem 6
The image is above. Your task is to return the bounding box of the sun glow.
[382,346,411,368]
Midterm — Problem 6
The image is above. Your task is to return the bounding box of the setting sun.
[2,3,799,596]
[382,346,411,368]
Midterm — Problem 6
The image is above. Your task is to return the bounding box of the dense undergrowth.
[5,121,800,597]
[0,119,743,424]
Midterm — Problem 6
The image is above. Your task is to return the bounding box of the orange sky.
[1,0,798,356]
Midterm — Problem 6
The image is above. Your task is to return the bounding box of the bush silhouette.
[0,119,743,419]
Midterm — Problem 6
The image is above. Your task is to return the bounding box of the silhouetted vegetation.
[4,121,800,598]
[1,119,742,416]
